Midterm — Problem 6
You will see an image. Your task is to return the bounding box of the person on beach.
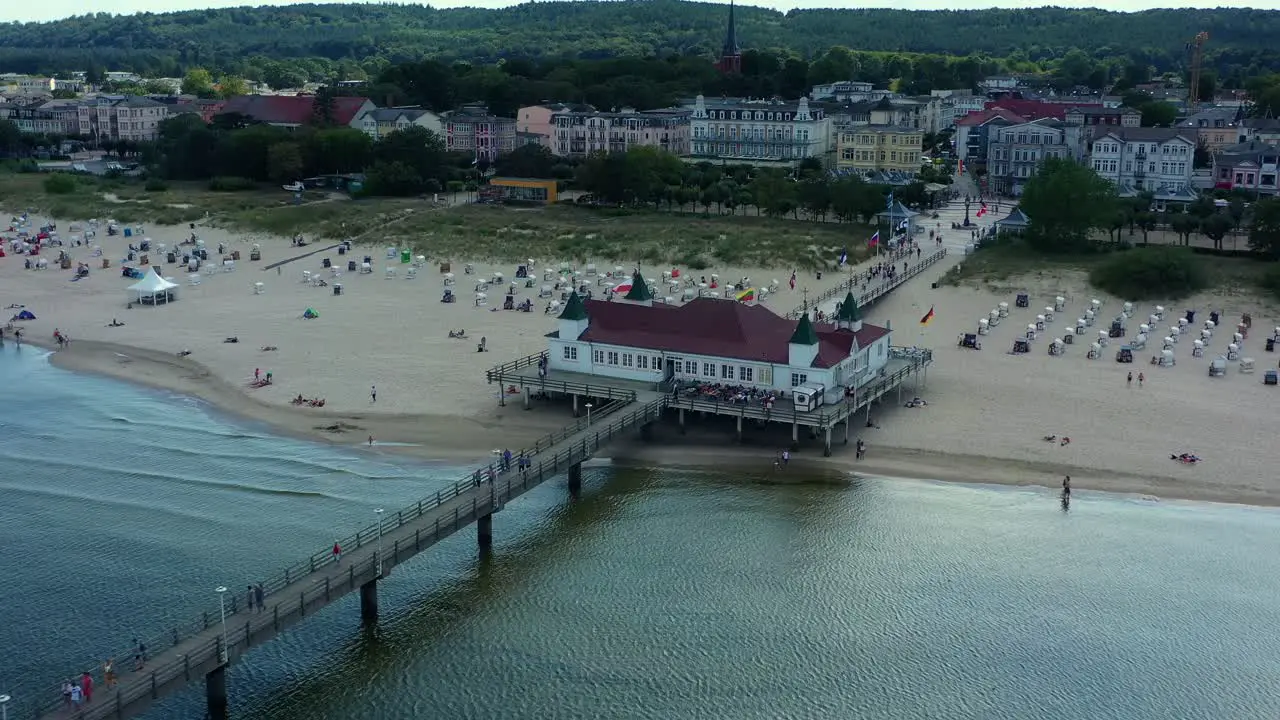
[332,541,342,565]
[1062,475,1071,496]
[368,435,374,446]
[781,450,790,468]
[371,385,377,403]
[1127,371,1133,386]
[1138,372,1145,387]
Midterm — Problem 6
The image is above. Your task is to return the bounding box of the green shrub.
[208,176,257,192]
[1089,246,1207,300]
[43,173,77,194]
[144,178,170,192]
[1259,264,1280,301]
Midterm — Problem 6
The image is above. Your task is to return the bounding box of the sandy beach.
[4,203,1278,506]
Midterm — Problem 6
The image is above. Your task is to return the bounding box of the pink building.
[551,108,691,158]
[517,103,581,147]
[446,104,517,161]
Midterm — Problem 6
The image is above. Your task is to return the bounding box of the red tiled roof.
[571,298,889,369]
[984,99,1078,121]
[218,95,370,126]
[954,108,1027,127]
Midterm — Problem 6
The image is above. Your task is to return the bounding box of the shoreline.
[25,337,1280,510]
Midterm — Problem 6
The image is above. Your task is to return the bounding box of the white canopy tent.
[128,267,180,305]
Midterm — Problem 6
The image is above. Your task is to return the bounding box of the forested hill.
[1,1,1277,79]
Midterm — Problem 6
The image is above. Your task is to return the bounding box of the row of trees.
[148,115,471,197]
[1017,157,1280,259]
[2,4,1278,85]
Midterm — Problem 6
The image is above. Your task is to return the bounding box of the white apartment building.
[550,108,691,158]
[986,119,1082,196]
[688,95,831,166]
[77,95,169,143]
[1089,128,1196,197]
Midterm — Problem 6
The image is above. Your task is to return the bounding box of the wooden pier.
[785,247,949,320]
[29,396,662,720]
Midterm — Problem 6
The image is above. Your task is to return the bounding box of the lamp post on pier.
[1,692,12,720]
[375,508,385,577]
[585,402,593,429]
[215,586,229,665]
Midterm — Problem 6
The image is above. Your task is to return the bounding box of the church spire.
[723,0,739,57]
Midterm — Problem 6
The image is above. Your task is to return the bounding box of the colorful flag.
[976,201,988,218]
[789,271,796,290]
[869,231,880,247]
[838,248,848,266]
[919,306,935,326]
[736,288,755,303]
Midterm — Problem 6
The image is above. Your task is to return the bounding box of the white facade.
[546,296,893,405]
[77,95,169,142]
[357,107,444,141]
[689,95,832,165]
[1089,130,1196,195]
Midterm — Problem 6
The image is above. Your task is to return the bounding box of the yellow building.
[480,177,559,205]
[836,125,924,173]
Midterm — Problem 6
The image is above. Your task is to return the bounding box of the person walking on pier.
[81,671,93,703]
[247,584,256,612]
[104,659,116,689]
[61,680,72,708]
[255,583,265,613]
[332,541,342,565]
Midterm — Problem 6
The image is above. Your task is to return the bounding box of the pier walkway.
[785,247,948,320]
[31,384,663,720]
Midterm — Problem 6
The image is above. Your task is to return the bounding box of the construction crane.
[1187,31,1209,114]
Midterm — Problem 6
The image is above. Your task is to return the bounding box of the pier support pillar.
[359,578,378,623]
[572,393,580,417]
[678,408,686,434]
[206,664,228,719]
[843,419,850,444]
[477,513,493,553]
[524,387,531,410]
[640,422,654,442]
[823,427,832,457]
[736,415,743,443]
[791,422,799,443]
[568,462,582,495]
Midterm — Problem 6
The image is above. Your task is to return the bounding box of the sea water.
[3,346,1280,719]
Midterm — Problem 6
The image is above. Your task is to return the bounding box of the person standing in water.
[1062,475,1071,496]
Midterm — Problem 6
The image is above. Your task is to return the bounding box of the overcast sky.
[3,0,1262,24]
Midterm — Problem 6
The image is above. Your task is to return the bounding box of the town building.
[953,108,1025,167]
[17,76,56,94]
[714,0,743,74]
[1177,106,1247,153]
[1243,117,1280,146]
[216,94,374,130]
[688,95,831,166]
[77,95,170,143]
[1088,128,1197,199]
[1063,106,1142,144]
[986,119,1081,196]
[517,103,585,147]
[546,277,893,403]
[6,99,82,136]
[810,82,892,104]
[1211,141,1280,196]
[357,106,444,141]
[549,107,691,157]
[836,125,923,174]
[444,103,518,161]
[868,97,925,131]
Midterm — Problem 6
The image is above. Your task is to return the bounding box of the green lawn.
[1,172,876,269]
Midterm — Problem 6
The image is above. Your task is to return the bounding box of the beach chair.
[188,274,201,286]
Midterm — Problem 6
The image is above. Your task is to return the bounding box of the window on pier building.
[703,361,715,376]
[685,360,697,375]
[790,372,808,387]
[593,349,605,364]
[740,366,754,383]
[607,351,619,365]
[721,364,735,380]
[654,356,663,371]
[622,353,634,368]
[563,346,578,361]
[637,355,649,370]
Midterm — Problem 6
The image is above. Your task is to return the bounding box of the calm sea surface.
[3,345,1280,719]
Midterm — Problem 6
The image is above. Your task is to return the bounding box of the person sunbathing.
[1043,435,1057,442]
[261,345,278,351]
[224,336,239,343]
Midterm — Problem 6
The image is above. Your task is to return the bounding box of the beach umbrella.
[736,288,755,303]
[612,282,633,295]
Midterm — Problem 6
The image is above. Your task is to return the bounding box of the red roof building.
[546,282,893,397]
[984,99,1085,122]
[215,95,376,129]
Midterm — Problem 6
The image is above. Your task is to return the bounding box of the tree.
[181,68,216,97]
[1135,211,1158,245]
[217,76,250,99]
[1019,157,1118,252]
[1168,211,1198,246]
[371,126,446,187]
[1248,197,1280,259]
[1200,212,1233,251]
[494,144,556,178]
[266,142,303,184]
[1138,101,1177,127]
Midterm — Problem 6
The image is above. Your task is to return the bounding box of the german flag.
[919,306,935,326]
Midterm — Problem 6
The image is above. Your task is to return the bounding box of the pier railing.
[29,394,660,719]
[485,353,544,382]
[786,247,948,320]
